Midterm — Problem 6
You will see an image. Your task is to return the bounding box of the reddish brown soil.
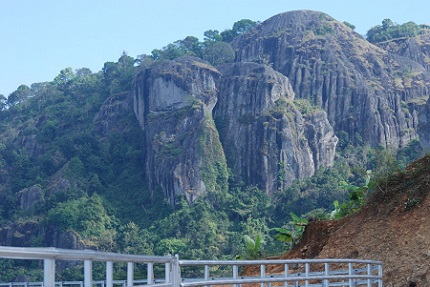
[276,155,430,287]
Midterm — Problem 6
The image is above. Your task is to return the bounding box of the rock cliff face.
[127,11,430,204]
[131,57,337,200]
[417,97,430,150]
[377,33,430,72]
[214,62,337,192]
[17,185,44,211]
[232,10,430,148]
[132,57,228,205]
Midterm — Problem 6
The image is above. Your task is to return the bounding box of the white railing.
[0,247,383,287]
[0,247,175,287]
[179,259,383,287]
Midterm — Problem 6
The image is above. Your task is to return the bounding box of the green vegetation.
[366,19,428,43]
[239,235,263,259]
[138,19,258,67]
[331,170,375,219]
[271,212,308,248]
[342,21,356,30]
[0,15,427,282]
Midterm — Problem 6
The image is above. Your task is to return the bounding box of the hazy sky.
[1,0,429,96]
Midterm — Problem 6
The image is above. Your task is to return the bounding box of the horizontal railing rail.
[0,279,168,287]
[0,246,173,263]
[0,247,382,287]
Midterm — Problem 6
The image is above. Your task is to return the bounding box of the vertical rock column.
[132,57,228,205]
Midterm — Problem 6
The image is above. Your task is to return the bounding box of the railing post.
[84,260,93,287]
[170,254,181,287]
[43,259,55,287]
[147,263,154,285]
[260,265,265,287]
[284,264,289,287]
[204,265,210,287]
[106,261,113,287]
[127,262,134,287]
[367,263,371,287]
[378,263,383,287]
[324,262,329,287]
[232,265,238,287]
[305,263,309,287]
[165,261,170,284]
[348,263,354,287]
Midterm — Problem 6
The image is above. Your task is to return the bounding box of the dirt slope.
[281,156,430,287]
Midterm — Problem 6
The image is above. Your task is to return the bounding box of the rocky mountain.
[232,10,430,149]
[124,10,430,203]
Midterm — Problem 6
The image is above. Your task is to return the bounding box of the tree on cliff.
[7,84,32,107]
[221,19,259,42]
[366,19,422,43]
[201,41,235,65]
[103,52,135,94]
[54,67,75,92]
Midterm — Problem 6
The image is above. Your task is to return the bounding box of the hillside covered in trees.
[0,10,430,282]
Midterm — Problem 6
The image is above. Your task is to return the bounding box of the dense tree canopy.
[366,19,426,43]
[139,19,259,66]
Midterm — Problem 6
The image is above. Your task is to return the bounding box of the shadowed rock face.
[17,185,44,210]
[417,97,430,150]
[232,10,430,148]
[132,57,228,205]
[131,57,337,202]
[214,62,337,193]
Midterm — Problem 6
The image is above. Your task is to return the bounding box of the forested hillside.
[0,10,429,281]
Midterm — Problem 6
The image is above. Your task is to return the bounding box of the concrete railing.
[0,246,382,287]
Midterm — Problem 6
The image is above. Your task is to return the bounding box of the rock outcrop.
[131,56,337,201]
[17,185,44,211]
[0,220,83,250]
[377,33,430,72]
[232,10,430,148]
[125,11,430,203]
[417,97,430,150]
[214,62,337,192]
[132,57,228,205]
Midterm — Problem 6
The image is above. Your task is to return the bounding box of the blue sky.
[1,0,429,97]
